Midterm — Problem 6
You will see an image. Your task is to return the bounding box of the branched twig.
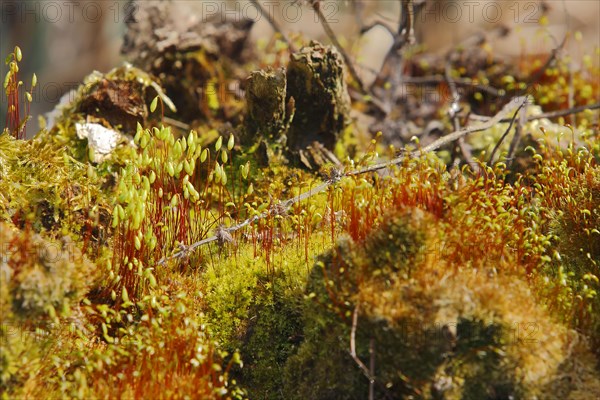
[158,236,216,266]
[156,181,330,265]
[215,224,235,246]
[488,99,529,164]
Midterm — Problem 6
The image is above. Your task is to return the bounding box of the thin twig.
[368,0,414,109]
[352,0,367,32]
[163,117,190,130]
[369,338,375,400]
[401,0,416,46]
[444,66,460,117]
[506,101,528,167]
[488,99,528,164]
[350,304,374,381]
[524,102,600,122]
[359,20,396,37]
[444,59,469,169]
[564,0,575,126]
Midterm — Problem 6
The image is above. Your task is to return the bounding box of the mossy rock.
[284,205,600,399]
[540,153,600,354]
[0,222,97,320]
[239,285,304,399]
[0,133,112,240]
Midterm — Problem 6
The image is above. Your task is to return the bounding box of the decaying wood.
[244,41,350,169]
[122,0,254,122]
[76,79,147,133]
[286,41,352,153]
[245,68,289,141]
[122,0,254,69]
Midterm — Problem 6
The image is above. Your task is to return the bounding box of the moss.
[80,296,240,399]
[0,222,97,395]
[361,209,430,279]
[240,282,304,399]
[204,242,306,398]
[285,197,600,399]
[0,132,113,257]
[1,223,97,319]
[0,316,47,397]
[2,25,600,400]
[203,229,333,399]
[282,307,365,399]
[530,142,600,352]
[201,143,600,399]
[282,209,437,399]
[7,289,243,400]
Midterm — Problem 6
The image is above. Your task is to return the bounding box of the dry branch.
[488,99,529,164]
[350,96,529,175]
[157,96,528,265]
[403,75,503,96]
[506,102,529,167]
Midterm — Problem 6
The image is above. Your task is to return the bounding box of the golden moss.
[2,31,599,400]
[0,222,97,396]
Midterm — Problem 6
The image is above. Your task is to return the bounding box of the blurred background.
[1,0,598,138]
